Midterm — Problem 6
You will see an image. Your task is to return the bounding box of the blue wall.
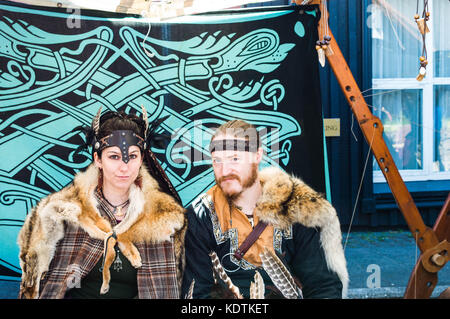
[318,0,373,228]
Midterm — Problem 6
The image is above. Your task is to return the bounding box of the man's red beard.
[216,163,258,201]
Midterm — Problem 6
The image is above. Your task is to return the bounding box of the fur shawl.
[255,166,349,298]
[18,163,186,298]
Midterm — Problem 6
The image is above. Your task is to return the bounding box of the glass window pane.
[434,85,450,172]
[372,89,422,171]
[370,0,422,78]
[433,0,450,77]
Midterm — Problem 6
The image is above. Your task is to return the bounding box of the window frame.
[371,0,450,183]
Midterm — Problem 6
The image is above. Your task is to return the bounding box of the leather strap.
[233,221,268,261]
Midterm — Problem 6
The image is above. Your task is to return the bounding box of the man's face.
[211,135,262,200]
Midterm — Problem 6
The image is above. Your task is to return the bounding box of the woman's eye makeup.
[105,150,140,161]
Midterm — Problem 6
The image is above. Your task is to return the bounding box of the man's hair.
[211,120,260,148]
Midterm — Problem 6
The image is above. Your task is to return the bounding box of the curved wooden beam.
[404,193,450,298]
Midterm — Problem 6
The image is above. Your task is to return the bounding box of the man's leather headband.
[95,130,145,163]
[209,139,259,153]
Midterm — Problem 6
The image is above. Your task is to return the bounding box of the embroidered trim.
[200,193,293,271]
[273,225,292,254]
[200,194,227,244]
[228,229,257,270]
[199,194,256,270]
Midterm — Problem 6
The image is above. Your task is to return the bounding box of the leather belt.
[233,221,268,261]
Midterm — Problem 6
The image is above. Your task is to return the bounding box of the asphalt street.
[344,230,449,298]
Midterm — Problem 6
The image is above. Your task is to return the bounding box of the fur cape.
[255,166,349,298]
[17,163,186,298]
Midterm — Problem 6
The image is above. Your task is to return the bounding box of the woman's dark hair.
[98,111,145,137]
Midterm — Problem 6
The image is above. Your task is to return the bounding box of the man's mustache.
[218,174,241,184]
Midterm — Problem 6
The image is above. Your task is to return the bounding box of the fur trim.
[112,166,185,242]
[255,166,349,298]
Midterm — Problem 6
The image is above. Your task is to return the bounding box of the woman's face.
[94,145,143,192]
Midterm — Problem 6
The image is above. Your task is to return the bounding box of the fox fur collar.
[18,163,185,297]
[20,163,185,243]
[255,166,349,298]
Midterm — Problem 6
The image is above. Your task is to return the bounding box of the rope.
[141,1,156,59]
[343,125,376,252]
[350,113,358,142]
[362,89,404,99]
[358,89,442,135]
[142,18,155,58]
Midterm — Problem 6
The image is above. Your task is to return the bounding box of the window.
[369,0,450,183]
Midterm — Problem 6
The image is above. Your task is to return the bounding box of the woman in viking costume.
[17,107,186,299]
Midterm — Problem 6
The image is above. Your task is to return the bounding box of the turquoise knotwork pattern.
[0,4,320,276]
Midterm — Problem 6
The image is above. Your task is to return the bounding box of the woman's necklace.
[101,190,129,220]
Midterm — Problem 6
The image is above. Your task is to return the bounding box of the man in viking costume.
[17,107,186,299]
[182,120,348,299]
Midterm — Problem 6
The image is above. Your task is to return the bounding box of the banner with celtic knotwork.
[0,2,325,279]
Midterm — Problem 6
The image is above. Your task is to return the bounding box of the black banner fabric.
[0,2,325,278]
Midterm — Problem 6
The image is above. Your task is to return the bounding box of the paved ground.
[1,230,448,299]
[344,229,449,298]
